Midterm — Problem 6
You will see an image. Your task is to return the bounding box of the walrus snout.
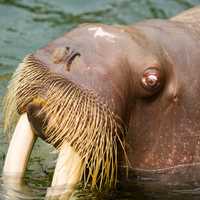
[3,43,128,188]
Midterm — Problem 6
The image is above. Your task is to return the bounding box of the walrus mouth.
[3,54,127,188]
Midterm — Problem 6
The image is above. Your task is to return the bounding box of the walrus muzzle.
[3,54,127,193]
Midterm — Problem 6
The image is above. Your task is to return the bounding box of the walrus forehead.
[66,24,131,44]
[34,24,133,60]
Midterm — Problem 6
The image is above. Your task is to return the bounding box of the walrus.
[2,5,200,199]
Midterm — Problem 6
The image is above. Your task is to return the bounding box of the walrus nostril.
[52,46,80,72]
[65,51,81,71]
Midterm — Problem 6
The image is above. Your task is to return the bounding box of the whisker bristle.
[3,54,128,189]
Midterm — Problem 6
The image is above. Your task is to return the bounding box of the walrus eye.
[141,67,161,91]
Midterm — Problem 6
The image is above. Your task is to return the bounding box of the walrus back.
[171,6,200,35]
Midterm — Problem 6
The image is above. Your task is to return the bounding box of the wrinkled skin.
[4,6,200,194]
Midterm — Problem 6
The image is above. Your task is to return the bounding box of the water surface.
[0,0,200,199]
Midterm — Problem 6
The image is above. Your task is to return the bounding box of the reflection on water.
[2,177,200,200]
[0,0,200,199]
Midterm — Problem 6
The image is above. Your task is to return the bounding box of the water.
[0,0,200,199]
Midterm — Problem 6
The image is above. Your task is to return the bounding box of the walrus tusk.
[46,144,83,199]
[3,113,82,199]
[3,113,37,181]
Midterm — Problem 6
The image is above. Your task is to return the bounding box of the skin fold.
[3,5,200,199]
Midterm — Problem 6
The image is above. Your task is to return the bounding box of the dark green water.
[0,0,200,199]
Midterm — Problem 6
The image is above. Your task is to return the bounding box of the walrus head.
[2,23,172,189]
[3,24,138,189]
[3,6,200,197]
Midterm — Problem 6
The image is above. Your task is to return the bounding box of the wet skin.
[26,6,200,185]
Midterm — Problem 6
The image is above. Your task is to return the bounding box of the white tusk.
[46,144,83,199]
[3,113,37,182]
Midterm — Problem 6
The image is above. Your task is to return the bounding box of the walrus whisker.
[3,54,127,189]
[44,86,124,188]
